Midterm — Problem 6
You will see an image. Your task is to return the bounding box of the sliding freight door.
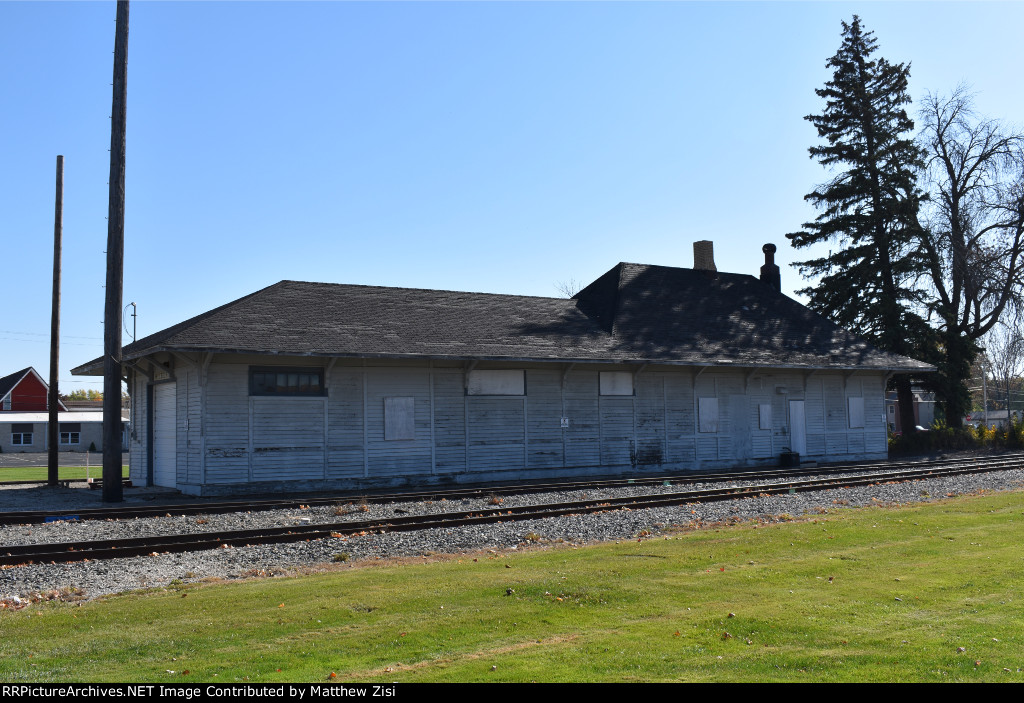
[153,383,177,488]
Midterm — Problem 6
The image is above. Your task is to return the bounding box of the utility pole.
[103,1,129,502]
[983,356,989,429]
[48,155,63,487]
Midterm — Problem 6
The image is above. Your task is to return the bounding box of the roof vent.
[760,243,781,291]
[693,241,716,271]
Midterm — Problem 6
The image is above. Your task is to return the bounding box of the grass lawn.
[0,466,129,482]
[1,490,1023,682]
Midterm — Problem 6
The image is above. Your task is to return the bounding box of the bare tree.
[554,278,583,298]
[984,321,1024,417]
[916,87,1024,426]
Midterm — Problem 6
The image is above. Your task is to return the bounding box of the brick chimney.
[760,243,781,291]
[693,240,716,271]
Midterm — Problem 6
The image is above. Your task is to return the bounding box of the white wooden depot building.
[73,243,932,495]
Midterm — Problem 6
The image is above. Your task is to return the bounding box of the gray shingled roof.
[72,263,933,374]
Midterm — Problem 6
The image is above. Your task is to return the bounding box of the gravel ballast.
[2,463,1023,602]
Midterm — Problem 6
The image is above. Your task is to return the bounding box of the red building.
[0,367,68,412]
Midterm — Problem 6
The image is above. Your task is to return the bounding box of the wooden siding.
[133,356,892,492]
[128,371,146,483]
[251,398,326,481]
[177,365,202,486]
[432,370,466,473]
[564,371,600,467]
[526,369,563,469]
[365,368,432,477]
[204,363,251,483]
[326,370,364,479]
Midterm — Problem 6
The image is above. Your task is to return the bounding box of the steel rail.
[1,457,1020,567]
[2,452,1022,527]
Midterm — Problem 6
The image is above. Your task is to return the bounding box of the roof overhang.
[72,346,935,377]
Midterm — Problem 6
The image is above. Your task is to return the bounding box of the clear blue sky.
[3,1,1023,392]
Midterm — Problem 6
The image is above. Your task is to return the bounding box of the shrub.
[890,415,1024,454]
[888,421,979,454]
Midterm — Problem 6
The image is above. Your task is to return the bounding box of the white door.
[153,383,177,488]
[729,394,751,461]
[789,400,806,455]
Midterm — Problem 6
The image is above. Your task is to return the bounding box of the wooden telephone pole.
[48,155,63,487]
[103,1,129,502]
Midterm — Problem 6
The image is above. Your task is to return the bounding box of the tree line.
[60,389,130,403]
[789,15,1024,431]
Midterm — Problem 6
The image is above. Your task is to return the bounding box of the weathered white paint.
[467,369,524,396]
[384,397,415,440]
[132,355,893,495]
[848,396,865,428]
[153,383,177,487]
[789,400,806,455]
[698,397,719,433]
[599,371,634,396]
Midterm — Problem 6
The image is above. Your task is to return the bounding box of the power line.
[0,329,102,340]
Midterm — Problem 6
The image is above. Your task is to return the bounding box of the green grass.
[2,490,1024,682]
[0,465,129,482]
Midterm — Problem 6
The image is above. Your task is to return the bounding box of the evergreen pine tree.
[787,15,934,434]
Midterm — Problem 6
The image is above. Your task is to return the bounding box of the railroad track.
[1,454,1021,567]
[3,451,1022,527]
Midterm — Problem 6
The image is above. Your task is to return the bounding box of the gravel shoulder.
[2,458,1023,602]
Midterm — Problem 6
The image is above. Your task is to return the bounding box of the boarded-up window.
[759,403,772,430]
[848,397,865,428]
[384,397,415,440]
[599,371,634,396]
[698,397,719,433]
[467,370,525,396]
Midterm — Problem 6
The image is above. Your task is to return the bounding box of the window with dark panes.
[60,424,81,445]
[249,367,325,396]
[11,423,33,446]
